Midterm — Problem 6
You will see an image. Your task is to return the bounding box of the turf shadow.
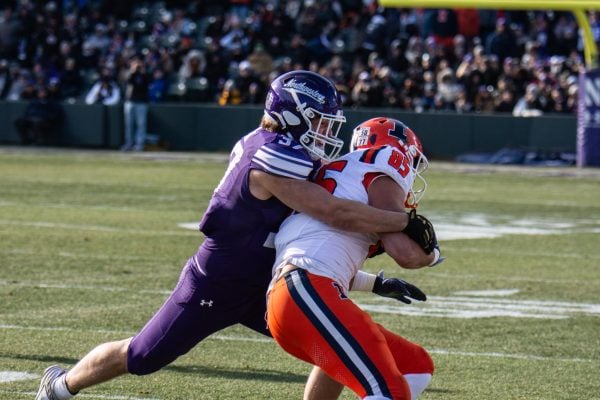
[163,364,306,383]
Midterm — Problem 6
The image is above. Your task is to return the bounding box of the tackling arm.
[249,169,410,233]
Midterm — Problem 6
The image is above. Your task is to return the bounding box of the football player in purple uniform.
[36,71,436,400]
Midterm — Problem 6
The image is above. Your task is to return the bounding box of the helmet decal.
[353,127,370,148]
[282,110,301,126]
[370,134,377,145]
[389,123,408,144]
[265,91,274,110]
[283,79,326,104]
[264,70,346,161]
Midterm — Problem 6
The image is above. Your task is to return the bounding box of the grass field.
[1,147,599,400]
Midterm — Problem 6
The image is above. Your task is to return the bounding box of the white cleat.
[35,365,66,400]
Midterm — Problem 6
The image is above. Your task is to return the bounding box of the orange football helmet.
[350,117,428,207]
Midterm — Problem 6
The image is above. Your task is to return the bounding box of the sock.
[404,373,432,400]
[52,375,76,399]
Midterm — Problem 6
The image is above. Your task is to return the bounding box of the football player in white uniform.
[267,117,440,400]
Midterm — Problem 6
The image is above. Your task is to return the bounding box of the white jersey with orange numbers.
[273,145,416,291]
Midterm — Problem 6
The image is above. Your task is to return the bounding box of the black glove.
[402,209,438,254]
[372,271,427,304]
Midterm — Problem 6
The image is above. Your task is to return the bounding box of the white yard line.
[448,246,600,260]
[0,248,155,262]
[360,294,600,319]
[0,200,194,213]
[427,349,595,363]
[5,245,598,265]
[0,371,37,382]
[0,324,595,364]
[0,280,171,295]
[2,281,600,319]
[426,271,597,285]
[3,215,600,244]
[0,390,159,400]
[0,220,197,237]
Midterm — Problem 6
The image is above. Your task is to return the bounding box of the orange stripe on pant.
[267,269,432,400]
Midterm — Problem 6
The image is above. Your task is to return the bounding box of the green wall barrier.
[0,101,105,146]
[0,101,576,158]
[0,101,28,143]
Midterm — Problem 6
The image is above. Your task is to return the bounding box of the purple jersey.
[194,128,318,285]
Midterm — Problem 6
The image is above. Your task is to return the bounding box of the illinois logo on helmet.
[351,117,429,208]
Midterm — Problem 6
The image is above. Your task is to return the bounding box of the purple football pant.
[127,259,271,375]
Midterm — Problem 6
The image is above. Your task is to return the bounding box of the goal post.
[380,0,600,166]
[380,0,600,10]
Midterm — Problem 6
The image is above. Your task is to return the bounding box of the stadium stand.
[0,0,592,115]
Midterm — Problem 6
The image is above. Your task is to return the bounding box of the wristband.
[351,270,378,292]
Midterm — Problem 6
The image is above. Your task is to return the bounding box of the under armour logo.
[200,299,214,307]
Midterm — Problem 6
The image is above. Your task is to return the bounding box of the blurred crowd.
[0,0,594,116]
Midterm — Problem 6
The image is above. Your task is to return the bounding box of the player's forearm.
[256,172,409,233]
[380,231,434,269]
[278,180,410,233]
[327,198,409,233]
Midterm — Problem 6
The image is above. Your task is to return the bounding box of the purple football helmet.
[264,70,346,161]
